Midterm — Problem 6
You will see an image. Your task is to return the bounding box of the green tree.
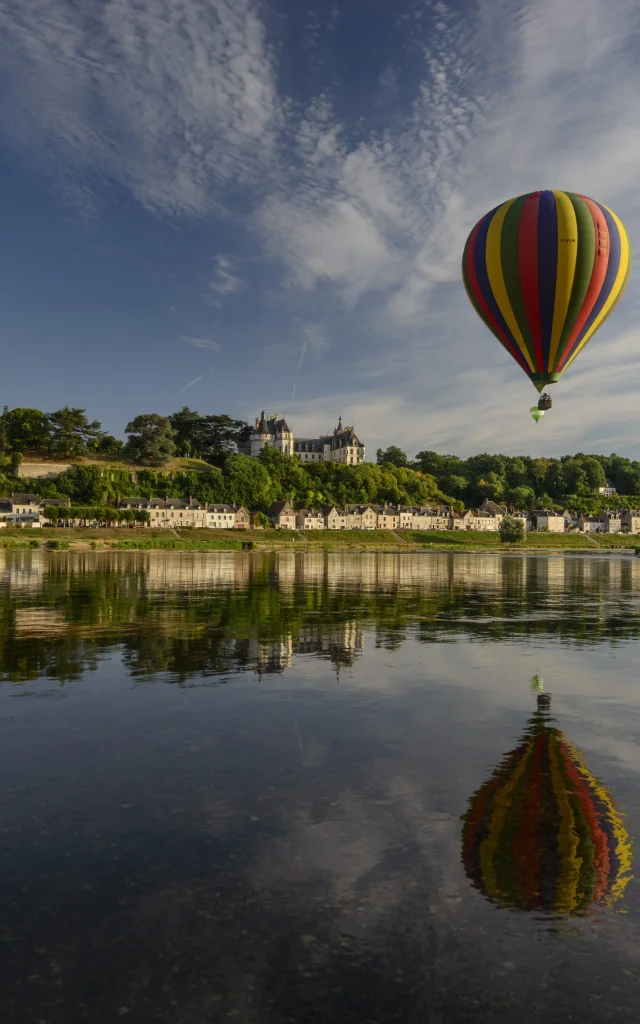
[499,515,525,544]
[563,461,589,496]
[581,457,606,493]
[376,446,408,468]
[223,455,274,507]
[169,407,202,453]
[474,472,505,502]
[190,415,251,462]
[507,485,536,509]
[46,407,104,457]
[253,511,270,529]
[1,407,50,452]
[10,451,23,477]
[441,474,468,497]
[124,414,176,466]
[257,446,307,499]
[169,408,250,462]
[0,405,8,454]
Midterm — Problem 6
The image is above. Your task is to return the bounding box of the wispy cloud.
[0,0,282,216]
[209,255,243,295]
[181,335,221,352]
[4,0,640,453]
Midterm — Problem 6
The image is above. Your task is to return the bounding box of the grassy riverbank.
[2,527,640,552]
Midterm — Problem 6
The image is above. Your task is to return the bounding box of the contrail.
[296,340,308,372]
[180,374,205,392]
[291,340,308,398]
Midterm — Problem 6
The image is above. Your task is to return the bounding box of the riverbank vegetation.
[3,403,640,517]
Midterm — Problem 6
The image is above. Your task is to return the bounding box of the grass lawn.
[593,533,640,548]
[19,454,218,475]
[3,525,640,553]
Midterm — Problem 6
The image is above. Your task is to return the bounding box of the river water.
[1,549,640,1022]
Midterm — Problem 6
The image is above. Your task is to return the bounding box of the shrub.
[499,515,526,545]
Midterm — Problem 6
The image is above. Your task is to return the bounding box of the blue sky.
[1,0,640,458]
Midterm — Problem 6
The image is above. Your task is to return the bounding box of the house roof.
[11,493,41,504]
[209,505,238,513]
[481,499,507,515]
[268,500,293,516]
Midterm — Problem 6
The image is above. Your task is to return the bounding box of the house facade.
[599,511,622,534]
[377,505,399,530]
[578,514,603,533]
[324,506,348,530]
[296,509,325,530]
[268,500,296,530]
[622,510,640,533]
[532,510,565,532]
[599,479,617,496]
[118,498,249,529]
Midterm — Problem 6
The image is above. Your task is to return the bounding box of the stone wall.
[18,462,72,480]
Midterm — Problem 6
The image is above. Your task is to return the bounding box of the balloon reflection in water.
[462,696,633,915]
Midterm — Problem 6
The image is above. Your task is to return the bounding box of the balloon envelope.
[462,707,633,914]
[530,407,544,422]
[462,191,631,391]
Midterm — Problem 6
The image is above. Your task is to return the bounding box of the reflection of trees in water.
[1,551,640,684]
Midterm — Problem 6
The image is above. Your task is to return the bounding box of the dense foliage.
[3,402,640,512]
[377,447,640,512]
[0,404,250,468]
[42,505,150,525]
[2,451,456,512]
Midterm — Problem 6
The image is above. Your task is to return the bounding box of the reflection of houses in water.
[0,551,43,593]
[246,636,293,677]
[14,607,67,635]
[293,620,364,671]
[143,552,251,593]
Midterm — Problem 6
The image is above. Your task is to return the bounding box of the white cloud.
[181,335,221,351]
[0,0,281,216]
[3,0,640,453]
[209,255,243,295]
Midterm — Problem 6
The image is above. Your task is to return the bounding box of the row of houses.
[3,493,640,534]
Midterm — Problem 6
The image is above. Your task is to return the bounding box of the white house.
[599,479,617,496]
[578,514,603,533]
[599,511,622,534]
[296,509,325,530]
[532,510,565,532]
[622,510,640,534]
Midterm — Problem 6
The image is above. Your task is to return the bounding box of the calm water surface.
[1,549,640,1022]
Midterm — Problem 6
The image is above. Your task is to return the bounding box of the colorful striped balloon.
[462,705,633,915]
[462,191,631,392]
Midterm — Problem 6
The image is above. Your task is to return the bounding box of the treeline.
[377,447,640,512]
[3,403,640,514]
[42,506,150,525]
[2,451,456,512]
[0,405,249,467]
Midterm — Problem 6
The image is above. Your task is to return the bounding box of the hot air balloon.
[462,696,633,915]
[462,191,631,416]
[530,406,544,423]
